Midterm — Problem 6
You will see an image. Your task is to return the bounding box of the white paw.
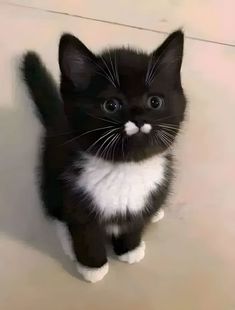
[151,208,165,223]
[118,241,145,264]
[55,221,75,261]
[76,262,109,283]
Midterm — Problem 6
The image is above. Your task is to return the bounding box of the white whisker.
[162,130,175,139]
[111,134,121,162]
[91,57,117,88]
[85,112,120,125]
[106,133,119,161]
[77,54,115,87]
[158,130,172,147]
[152,132,161,147]
[100,132,118,160]
[158,127,177,137]
[146,56,161,86]
[114,51,120,86]
[108,50,118,87]
[154,114,182,122]
[147,52,182,85]
[158,123,178,130]
[63,125,114,145]
[100,56,117,88]
[145,53,153,85]
[95,69,117,88]
[157,131,170,148]
[95,132,116,158]
[121,135,125,159]
[86,128,118,153]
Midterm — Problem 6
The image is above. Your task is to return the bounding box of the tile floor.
[0,1,235,309]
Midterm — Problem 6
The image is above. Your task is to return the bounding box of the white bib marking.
[76,154,166,218]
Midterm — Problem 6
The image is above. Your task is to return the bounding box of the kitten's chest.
[75,154,166,217]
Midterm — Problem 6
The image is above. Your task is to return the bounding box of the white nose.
[124,121,152,136]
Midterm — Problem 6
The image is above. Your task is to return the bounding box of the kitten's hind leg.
[151,208,165,223]
[112,227,145,264]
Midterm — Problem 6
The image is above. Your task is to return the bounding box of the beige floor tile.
[0,3,235,310]
[3,0,235,45]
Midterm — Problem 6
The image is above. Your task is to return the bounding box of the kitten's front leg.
[67,221,108,283]
[112,227,145,264]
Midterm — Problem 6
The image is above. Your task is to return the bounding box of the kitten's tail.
[21,52,65,129]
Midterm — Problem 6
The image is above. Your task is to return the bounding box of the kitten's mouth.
[124,121,152,136]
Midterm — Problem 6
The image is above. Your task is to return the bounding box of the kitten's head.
[59,31,186,162]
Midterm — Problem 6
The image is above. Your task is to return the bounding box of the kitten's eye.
[147,96,164,110]
[102,98,121,113]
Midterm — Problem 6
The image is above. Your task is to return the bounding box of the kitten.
[22,30,186,283]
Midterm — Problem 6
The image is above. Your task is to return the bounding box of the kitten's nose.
[132,118,152,134]
[133,120,145,128]
[124,121,152,136]
[131,114,147,128]
[130,106,146,127]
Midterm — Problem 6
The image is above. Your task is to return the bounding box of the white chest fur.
[75,154,166,217]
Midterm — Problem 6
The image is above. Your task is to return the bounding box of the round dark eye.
[102,98,121,113]
[147,96,164,110]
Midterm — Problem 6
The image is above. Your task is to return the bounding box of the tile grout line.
[3,1,235,48]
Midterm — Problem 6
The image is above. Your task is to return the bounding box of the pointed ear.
[59,33,95,89]
[152,30,184,77]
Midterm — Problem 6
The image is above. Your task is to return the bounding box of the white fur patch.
[77,154,166,218]
[124,121,139,136]
[55,221,75,261]
[56,221,109,283]
[141,123,152,134]
[118,241,145,264]
[76,262,109,283]
[151,208,165,223]
[105,224,120,236]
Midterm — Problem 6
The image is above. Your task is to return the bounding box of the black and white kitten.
[22,30,186,283]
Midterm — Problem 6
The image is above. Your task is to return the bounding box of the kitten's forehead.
[101,49,149,95]
[103,49,149,72]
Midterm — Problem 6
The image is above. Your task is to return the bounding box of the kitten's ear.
[59,33,95,89]
[152,30,184,76]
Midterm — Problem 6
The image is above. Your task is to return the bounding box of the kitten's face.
[59,31,186,162]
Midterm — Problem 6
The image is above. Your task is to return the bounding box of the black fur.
[22,52,72,219]
[22,30,186,274]
[22,52,64,127]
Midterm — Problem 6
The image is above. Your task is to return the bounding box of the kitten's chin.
[121,138,168,162]
[125,148,168,162]
[86,144,168,163]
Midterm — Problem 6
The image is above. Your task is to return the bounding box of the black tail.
[21,52,64,128]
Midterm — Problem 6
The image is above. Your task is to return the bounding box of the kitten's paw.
[76,262,109,283]
[55,221,75,261]
[151,208,165,223]
[118,241,145,264]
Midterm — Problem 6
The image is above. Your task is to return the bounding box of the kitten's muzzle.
[124,121,152,136]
